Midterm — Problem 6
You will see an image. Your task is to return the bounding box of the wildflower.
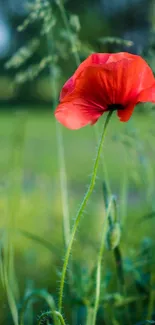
[55,52,155,129]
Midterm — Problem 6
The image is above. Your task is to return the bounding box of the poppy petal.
[59,52,144,102]
[55,98,104,129]
[137,82,155,103]
[64,61,135,106]
[132,60,155,94]
[59,61,140,118]
[56,52,155,128]
[74,53,110,76]
[60,53,111,100]
[107,52,136,63]
[104,56,155,104]
[60,77,74,101]
[60,65,112,109]
[117,103,135,122]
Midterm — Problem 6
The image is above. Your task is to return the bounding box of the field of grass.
[1,108,155,325]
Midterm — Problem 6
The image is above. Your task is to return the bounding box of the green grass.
[1,108,155,324]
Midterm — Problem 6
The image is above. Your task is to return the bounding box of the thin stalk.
[94,125,111,196]
[3,112,27,325]
[120,148,129,225]
[2,262,19,325]
[103,182,125,294]
[113,246,125,295]
[46,32,70,249]
[112,196,125,296]
[86,306,94,325]
[7,112,27,269]
[58,111,113,313]
[111,197,130,324]
[103,181,129,323]
[56,121,70,247]
[92,196,114,325]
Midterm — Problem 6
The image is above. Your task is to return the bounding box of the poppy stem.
[58,111,113,313]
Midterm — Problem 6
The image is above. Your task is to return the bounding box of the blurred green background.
[0,0,155,105]
[1,0,155,324]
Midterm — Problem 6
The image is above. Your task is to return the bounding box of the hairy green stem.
[58,111,113,312]
[92,196,114,325]
[38,311,66,325]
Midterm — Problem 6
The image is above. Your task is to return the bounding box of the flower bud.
[106,222,121,250]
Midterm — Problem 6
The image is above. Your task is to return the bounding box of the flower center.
[108,104,124,111]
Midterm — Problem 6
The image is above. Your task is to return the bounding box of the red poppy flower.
[55,52,155,129]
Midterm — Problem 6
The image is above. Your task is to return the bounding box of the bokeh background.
[1,0,155,324]
[0,0,155,105]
